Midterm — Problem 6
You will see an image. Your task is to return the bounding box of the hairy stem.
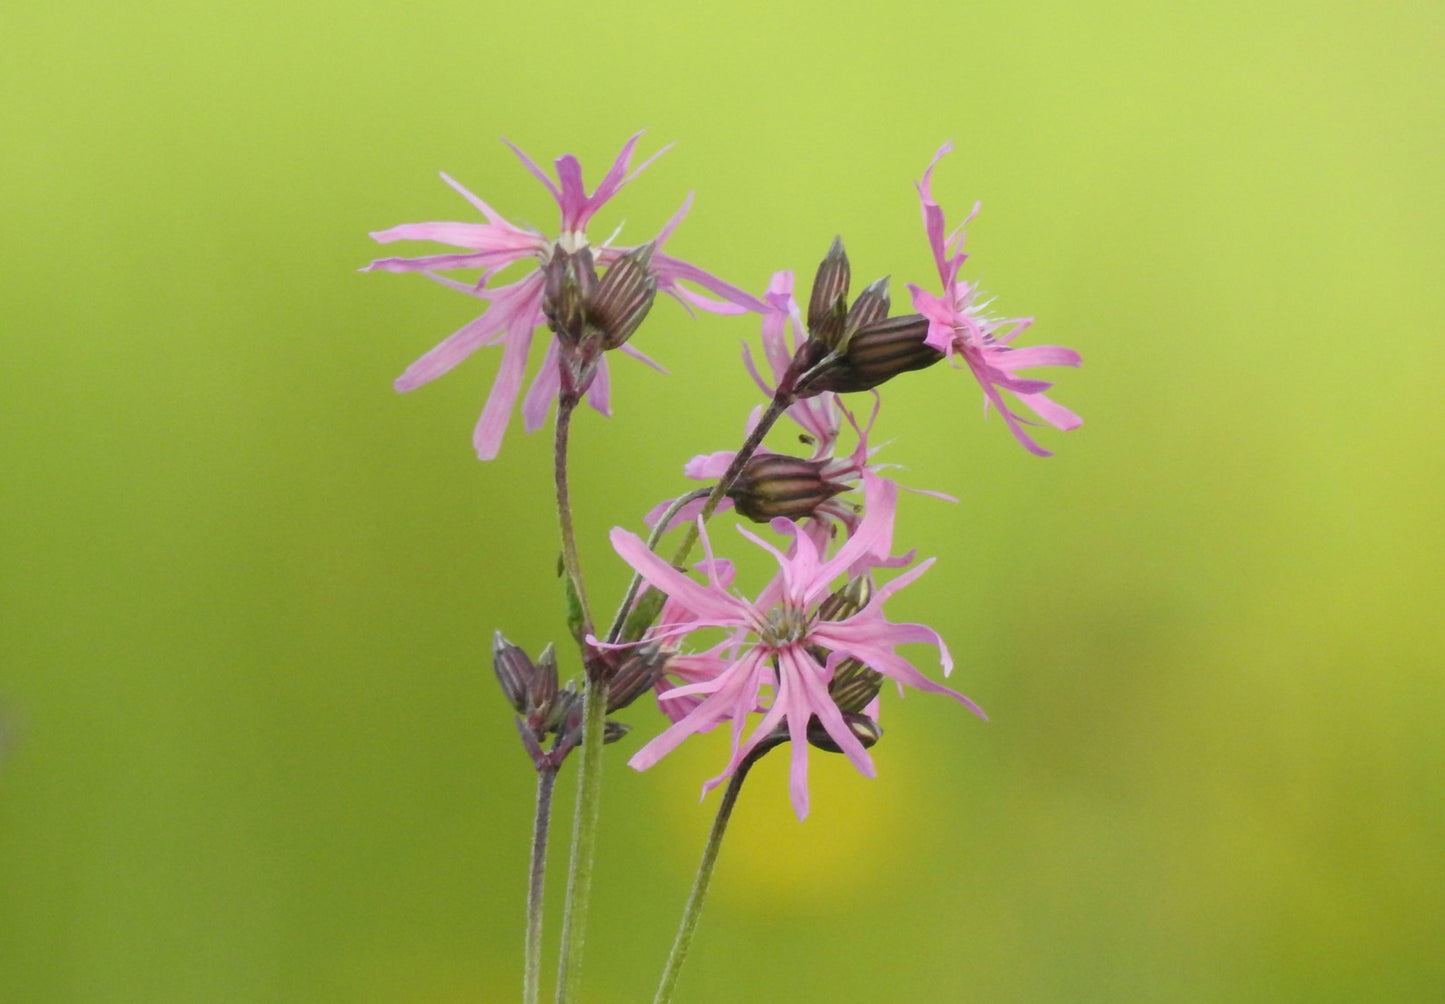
[553,396,595,644]
[524,765,557,1004]
[553,673,608,1004]
[651,752,761,1004]
[603,487,711,644]
[551,388,608,1004]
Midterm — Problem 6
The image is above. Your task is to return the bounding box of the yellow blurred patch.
[657,730,936,910]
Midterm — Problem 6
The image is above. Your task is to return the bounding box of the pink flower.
[906,142,1082,457]
[600,473,984,820]
[744,270,844,458]
[365,132,765,460]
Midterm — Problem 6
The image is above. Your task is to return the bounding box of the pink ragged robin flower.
[364,131,765,460]
[599,473,984,820]
[906,142,1082,457]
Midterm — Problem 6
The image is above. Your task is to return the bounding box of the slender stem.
[614,394,792,644]
[551,388,608,1004]
[652,754,760,1004]
[525,765,558,1004]
[603,487,710,644]
[554,673,609,1004]
[553,395,595,643]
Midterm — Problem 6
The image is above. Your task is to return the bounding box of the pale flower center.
[555,230,589,253]
[759,605,812,649]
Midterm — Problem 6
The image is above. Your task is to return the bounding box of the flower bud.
[541,245,599,345]
[590,243,658,350]
[492,631,536,714]
[800,314,944,395]
[529,644,559,716]
[844,276,891,333]
[807,237,851,349]
[816,576,873,623]
[827,657,884,714]
[727,453,849,523]
[545,683,583,737]
[807,712,883,752]
[606,643,666,713]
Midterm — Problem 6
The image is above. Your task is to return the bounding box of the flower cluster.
[369,135,1080,816]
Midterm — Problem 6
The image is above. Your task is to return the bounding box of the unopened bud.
[816,576,873,623]
[530,644,559,715]
[801,314,943,395]
[844,276,891,334]
[606,644,665,713]
[542,246,599,345]
[591,244,658,349]
[807,711,883,752]
[492,631,534,714]
[727,453,849,523]
[807,237,851,349]
[827,657,884,714]
[545,683,583,736]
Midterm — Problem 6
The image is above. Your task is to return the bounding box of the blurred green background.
[3,0,1442,1000]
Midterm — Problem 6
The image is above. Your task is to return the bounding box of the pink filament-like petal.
[438,172,513,226]
[393,311,505,393]
[996,344,1083,370]
[365,250,502,274]
[630,648,766,772]
[501,137,561,206]
[916,141,955,282]
[653,252,767,314]
[682,450,738,480]
[586,355,612,418]
[520,338,561,434]
[369,221,540,261]
[787,645,875,779]
[608,527,747,624]
[472,328,534,461]
[1020,392,1083,431]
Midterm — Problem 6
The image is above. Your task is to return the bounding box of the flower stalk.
[553,393,595,646]
[553,669,609,1004]
[551,384,605,1004]
[525,764,558,1004]
[651,742,770,1004]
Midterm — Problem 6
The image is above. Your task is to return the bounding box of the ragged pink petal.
[520,338,561,434]
[472,330,534,461]
[907,144,1081,455]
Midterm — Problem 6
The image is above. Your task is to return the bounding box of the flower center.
[759,605,812,648]
[556,230,588,253]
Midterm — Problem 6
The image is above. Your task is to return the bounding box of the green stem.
[615,394,792,644]
[603,487,710,644]
[553,395,595,643]
[652,754,760,1004]
[554,674,609,1004]
[524,765,557,1004]
[551,389,606,1004]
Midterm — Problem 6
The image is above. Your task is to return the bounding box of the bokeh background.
[3,0,1442,1000]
